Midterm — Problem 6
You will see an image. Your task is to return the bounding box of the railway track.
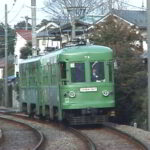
[79,125,147,150]
[0,112,96,150]
[0,109,148,150]
[68,127,96,150]
[0,115,43,150]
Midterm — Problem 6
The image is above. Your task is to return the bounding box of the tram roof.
[20,45,113,64]
[59,45,113,61]
[62,45,112,53]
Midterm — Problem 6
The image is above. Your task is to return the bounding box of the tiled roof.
[80,15,103,24]
[16,29,32,41]
[37,20,89,37]
[112,9,147,29]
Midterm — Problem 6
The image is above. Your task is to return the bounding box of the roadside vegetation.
[90,16,147,129]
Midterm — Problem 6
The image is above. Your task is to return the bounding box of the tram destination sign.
[80,87,97,92]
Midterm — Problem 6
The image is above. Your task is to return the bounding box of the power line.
[0,0,18,22]
[118,1,146,10]
[7,0,18,14]
[9,4,25,24]
[25,5,44,11]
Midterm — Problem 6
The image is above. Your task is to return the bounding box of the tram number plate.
[80,87,97,92]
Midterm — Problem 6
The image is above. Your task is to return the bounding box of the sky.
[0,0,147,28]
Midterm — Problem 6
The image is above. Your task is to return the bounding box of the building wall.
[38,38,61,53]
[0,68,3,79]
[14,33,27,77]
[141,30,148,51]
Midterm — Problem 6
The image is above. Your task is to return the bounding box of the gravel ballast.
[104,123,150,149]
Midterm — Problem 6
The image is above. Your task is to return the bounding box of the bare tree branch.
[42,0,127,23]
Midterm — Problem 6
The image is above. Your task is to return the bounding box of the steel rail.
[103,123,148,150]
[0,129,3,145]
[0,115,44,150]
[68,127,97,150]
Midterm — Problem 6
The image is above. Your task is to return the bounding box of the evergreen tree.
[90,15,147,128]
[20,41,32,59]
[36,19,50,29]
[14,21,32,30]
[0,23,16,57]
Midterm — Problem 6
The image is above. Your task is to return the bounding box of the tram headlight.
[102,90,109,97]
[69,91,76,98]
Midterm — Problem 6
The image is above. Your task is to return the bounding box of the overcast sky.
[0,0,147,27]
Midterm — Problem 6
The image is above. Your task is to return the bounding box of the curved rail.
[103,123,148,150]
[27,123,44,150]
[0,128,3,144]
[68,127,96,150]
[0,115,44,150]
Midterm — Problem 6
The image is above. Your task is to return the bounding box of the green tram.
[19,45,115,124]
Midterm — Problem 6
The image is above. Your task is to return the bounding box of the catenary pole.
[4,4,8,107]
[31,0,37,56]
[147,0,150,131]
[109,0,112,13]
[25,16,31,30]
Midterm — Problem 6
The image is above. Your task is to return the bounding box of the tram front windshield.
[91,61,105,82]
[70,63,85,83]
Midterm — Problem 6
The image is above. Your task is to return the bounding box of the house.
[0,59,5,79]
[50,20,90,47]
[36,17,102,49]
[93,9,147,51]
[14,29,32,77]
[36,22,61,53]
[112,9,147,51]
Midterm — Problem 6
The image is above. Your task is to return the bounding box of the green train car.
[19,45,115,124]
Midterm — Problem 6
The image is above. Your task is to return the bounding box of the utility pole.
[147,0,150,131]
[25,16,31,30]
[71,0,75,40]
[67,7,76,40]
[142,0,144,9]
[4,4,8,107]
[109,0,112,13]
[31,0,37,56]
[67,6,86,41]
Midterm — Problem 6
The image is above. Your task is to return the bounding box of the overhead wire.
[8,0,26,24]
[117,0,146,10]
[7,0,18,14]
[8,4,25,24]
[0,0,19,23]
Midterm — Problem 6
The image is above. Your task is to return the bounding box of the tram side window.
[60,62,66,79]
[71,63,85,83]
[91,61,105,82]
[51,64,56,85]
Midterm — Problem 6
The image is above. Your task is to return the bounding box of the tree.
[36,19,50,29]
[90,15,147,128]
[14,21,32,30]
[20,41,32,59]
[90,15,143,54]
[43,0,127,24]
[0,23,16,57]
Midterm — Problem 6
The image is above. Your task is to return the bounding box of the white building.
[14,29,32,77]
[36,22,61,53]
